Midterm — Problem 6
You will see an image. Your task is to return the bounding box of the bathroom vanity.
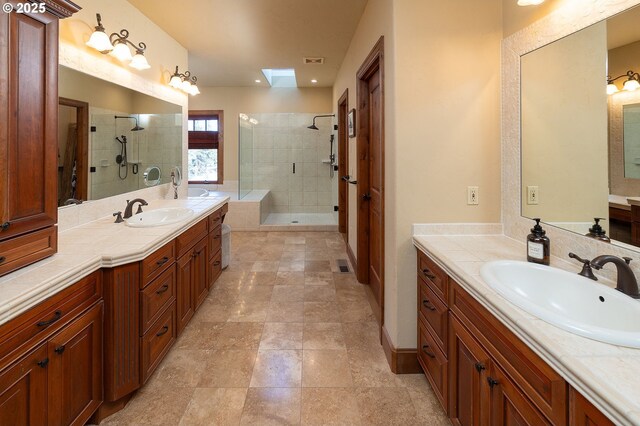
[0,197,228,424]
[413,235,636,426]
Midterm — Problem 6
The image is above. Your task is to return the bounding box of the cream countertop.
[0,196,229,327]
[413,233,640,426]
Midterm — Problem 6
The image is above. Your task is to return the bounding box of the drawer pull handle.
[422,268,436,280]
[0,256,5,264]
[214,235,220,239]
[54,345,65,355]
[156,256,170,266]
[421,344,436,359]
[37,310,62,327]
[213,261,221,266]
[37,358,49,368]
[156,325,169,337]
[156,284,169,294]
[487,377,499,388]
[475,362,486,372]
[422,299,436,311]
[0,222,10,231]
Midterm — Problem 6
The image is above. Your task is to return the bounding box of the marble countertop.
[413,233,640,426]
[0,196,229,327]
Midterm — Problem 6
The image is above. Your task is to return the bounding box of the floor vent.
[336,259,350,273]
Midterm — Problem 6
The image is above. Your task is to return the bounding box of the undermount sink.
[124,207,194,228]
[480,260,640,348]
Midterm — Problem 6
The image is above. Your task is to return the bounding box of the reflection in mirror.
[521,5,640,251]
[143,166,162,186]
[58,66,182,206]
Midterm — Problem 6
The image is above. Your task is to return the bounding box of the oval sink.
[124,207,194,228]
[187,188,209,197]
[480,260,640,348]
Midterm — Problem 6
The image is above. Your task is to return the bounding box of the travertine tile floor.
[102,231,450,425]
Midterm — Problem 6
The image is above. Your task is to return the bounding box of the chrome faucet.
[123,198,148,219]
[590,255,640,299]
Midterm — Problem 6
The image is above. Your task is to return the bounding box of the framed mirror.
[521,5,640,250]
[57,66,183,206]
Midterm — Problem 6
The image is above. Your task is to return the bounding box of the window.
[188,110,223,184]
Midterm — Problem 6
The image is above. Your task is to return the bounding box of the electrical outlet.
[467,186,479,205]
[527,186,539,205]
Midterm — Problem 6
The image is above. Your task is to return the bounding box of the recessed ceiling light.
[255,79,261,83]
[311,79,318,84]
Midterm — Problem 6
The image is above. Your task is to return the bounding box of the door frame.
[337,89,349,239]
[59,97,89,202]
[356,36,385,323]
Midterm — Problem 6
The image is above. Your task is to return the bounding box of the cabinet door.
[177,252,194,335]
[570,389,614,426]
[0,345,48,425]
[192,237,209,311]
[47,303,103,426]
[449,315,491,426]
[0,10,58,240]
[488,364,551,426]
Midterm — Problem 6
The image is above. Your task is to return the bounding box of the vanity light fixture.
[517,0,544,5]
[86,14,151,70]
[168,66,200,96]
[607,70,640,95]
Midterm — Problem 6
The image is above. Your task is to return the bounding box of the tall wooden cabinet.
[0,0,80,277]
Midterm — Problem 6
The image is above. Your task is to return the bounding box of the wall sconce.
[168,66,200,96]
[607,70,640,95]
[86,13,151,70]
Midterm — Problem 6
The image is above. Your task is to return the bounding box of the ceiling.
[127,0,368,88]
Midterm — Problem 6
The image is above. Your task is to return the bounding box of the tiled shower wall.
[90,108,181,200]
[242,113,336,214]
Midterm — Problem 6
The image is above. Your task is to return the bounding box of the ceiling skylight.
[261,68,297,87]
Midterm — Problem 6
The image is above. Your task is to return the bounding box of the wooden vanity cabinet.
[416,249,615,426]
[0,270,103,426]
[0,1,79,277]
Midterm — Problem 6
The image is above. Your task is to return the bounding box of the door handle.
[362,193,372,201]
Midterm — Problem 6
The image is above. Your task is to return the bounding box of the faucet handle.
[623,257,632,265]
[113,211,124,223]
[568,252,598,281]
[136,204,144,214]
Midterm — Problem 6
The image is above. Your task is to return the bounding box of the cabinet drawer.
[176,219,208,257]
[140,265,176,335]
[141,302,176,383]
[450,281,567,425]
[0,271,102,371]
[418,319,448,409]
[208,209,222,230]
[209,248,222,289]
[417,250,447,303]
[0,226,57,277]
[418,276,448,355]
[141,241,175,287]
[208,225,222,260]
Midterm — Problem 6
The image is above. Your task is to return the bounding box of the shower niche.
[239,112,339,226]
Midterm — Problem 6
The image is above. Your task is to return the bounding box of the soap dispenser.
[527,218,550,265]
[585,217,611,243]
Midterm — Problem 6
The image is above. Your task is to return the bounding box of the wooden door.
[177,252,194,335]
[58,98,89,204]
[488,364,551,426]
[0,345,48,425]
[337,89,349,236]
[1,10,58,240]
[192,237,209,311]
[356,37,385,326]
[48,302,103,426]
[449,316,491,426]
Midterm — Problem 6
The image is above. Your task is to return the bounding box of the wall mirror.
[521,5,640,250]
[57,66,182,206]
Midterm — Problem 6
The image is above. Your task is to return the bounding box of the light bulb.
[110,42,132,62]
[129,52,150,70]
[189,85,200,95]
[624,79,640,91]
[86,30,113,53]
[181,79,192,92]
[607,83,619,95]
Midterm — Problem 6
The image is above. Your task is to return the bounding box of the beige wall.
[189,87,332,182]
[521,21,609,227]
[332,0,502,348]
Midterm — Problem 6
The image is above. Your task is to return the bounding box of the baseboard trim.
[382,326,423,374]
[346,243,357,274]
